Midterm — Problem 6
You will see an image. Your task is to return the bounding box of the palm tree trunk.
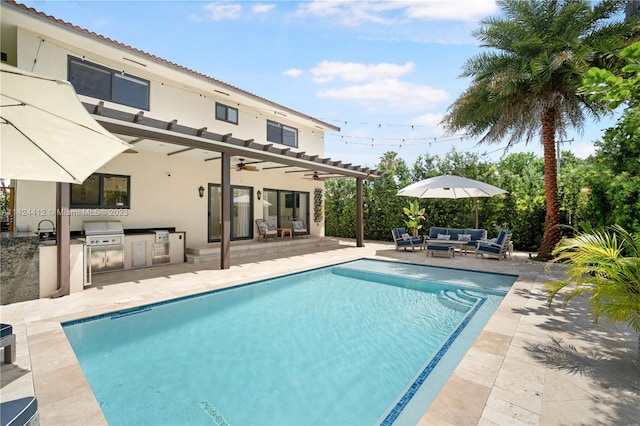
[538,107,561,259]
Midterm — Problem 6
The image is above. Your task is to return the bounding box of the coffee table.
[277,228,292,239]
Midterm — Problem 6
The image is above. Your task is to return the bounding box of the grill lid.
[83,221,124,236]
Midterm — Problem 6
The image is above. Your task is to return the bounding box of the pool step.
[438,289,481,312]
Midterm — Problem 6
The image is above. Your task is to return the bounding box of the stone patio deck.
[1,238,638,425]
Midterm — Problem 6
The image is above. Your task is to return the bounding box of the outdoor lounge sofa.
[1,323,16,364]
[392,228,423,252]
[255,219,278,240]
[424,226,487,251]
[292,219,308,238]
[475,230,512,260]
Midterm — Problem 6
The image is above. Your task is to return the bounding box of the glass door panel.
[208,184,221,242]
[263,190,278,228]
[233,187,252,239]
[295,193,309,226]
[280,191,294,228]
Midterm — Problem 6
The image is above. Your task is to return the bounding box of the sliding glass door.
[208,184,253,242]
[263,189,309,233]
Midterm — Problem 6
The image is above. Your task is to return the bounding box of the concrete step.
[186,237,340,264]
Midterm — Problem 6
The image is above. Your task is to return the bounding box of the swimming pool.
[63,259,516,425]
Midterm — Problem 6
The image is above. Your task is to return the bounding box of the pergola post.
[51,182,70,297]
[356,177,364,247]
[220,152,231,269]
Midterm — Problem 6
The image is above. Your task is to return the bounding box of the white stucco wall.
[5,6,332,247]
[13,150,325,247]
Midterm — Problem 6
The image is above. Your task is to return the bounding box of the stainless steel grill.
[83,221,125,284]
[83,221,124,246]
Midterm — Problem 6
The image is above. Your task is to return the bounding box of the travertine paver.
[1,239,639,425]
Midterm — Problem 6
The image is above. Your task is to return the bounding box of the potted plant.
[403,200,426,237]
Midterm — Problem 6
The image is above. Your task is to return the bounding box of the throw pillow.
[458,234,472,242]
[437,234,450,240]
[401,233,411,240]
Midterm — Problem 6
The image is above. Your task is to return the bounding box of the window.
[68,57,149,110]
[71,173,130,208]
[215,103,238,124]
[267,120,298,147]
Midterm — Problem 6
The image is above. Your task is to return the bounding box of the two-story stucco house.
[1,0,379,300]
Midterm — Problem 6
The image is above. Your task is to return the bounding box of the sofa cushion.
[436,234,451,240]
[457,234,472,242]
[466,229,487,241]
[0,324,12,339]
[447,228,465,241]
[429,227,448,238]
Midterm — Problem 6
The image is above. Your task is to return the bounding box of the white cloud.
[252,4,275,14]
[295,0,497,26]
[311,61,415,83]
[411,112,445,128]
[317,78,448,113]
[283,68,304,77]
[201,2,242,21]
[402,0,498,21]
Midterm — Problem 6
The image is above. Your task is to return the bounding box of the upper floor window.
[68,56,150,110]
[267,120,297,148]
[71,173,131,209]
[215,102,238,124]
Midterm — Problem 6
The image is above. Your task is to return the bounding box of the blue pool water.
[63,259,516,425]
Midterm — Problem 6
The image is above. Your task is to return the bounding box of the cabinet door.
[90,247,106,271]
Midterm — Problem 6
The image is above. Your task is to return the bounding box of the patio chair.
[255,219,277,241]
[475,230,512,260]
[292,219,308,238]
[1,323,16,364]
[391,228,423,252]
[0,396,39,426]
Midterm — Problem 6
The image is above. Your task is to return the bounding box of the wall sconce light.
[198,186,204,198]
[257,190,262,200]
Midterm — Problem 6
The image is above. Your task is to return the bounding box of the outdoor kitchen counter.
[0,233,83,304]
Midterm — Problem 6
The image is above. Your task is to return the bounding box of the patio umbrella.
[397,174,507,228]
[1,63,131,183]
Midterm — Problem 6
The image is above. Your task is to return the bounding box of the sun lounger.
[0,397,39,426]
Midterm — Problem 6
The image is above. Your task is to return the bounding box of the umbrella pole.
[474,198,479,229]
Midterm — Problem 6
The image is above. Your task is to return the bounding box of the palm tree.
[544,225,640,348]
[442,0,639,259]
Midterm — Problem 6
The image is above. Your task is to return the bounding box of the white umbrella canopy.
[397,174,507,199]
[0,63,131,183]
[397,174,508,228]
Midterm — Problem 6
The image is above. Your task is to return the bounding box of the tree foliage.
[441,0,636,259]
[545,224,640,334]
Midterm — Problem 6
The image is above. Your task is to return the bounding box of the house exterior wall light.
[198,186,204,198]
[257,190,262,200]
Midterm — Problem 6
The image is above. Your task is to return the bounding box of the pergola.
[59,102,384,275]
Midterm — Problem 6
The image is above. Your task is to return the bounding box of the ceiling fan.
[304,171,326,181]
[236,158,259,172]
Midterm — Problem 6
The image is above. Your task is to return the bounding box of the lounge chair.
[0,396,39,426]
[392,228,423,252]
[475,230,512,260]
[1,323,16,364]
[255,219,277,240]
[292,219,307,238]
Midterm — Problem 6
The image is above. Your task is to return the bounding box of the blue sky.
[23,0,621,169]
